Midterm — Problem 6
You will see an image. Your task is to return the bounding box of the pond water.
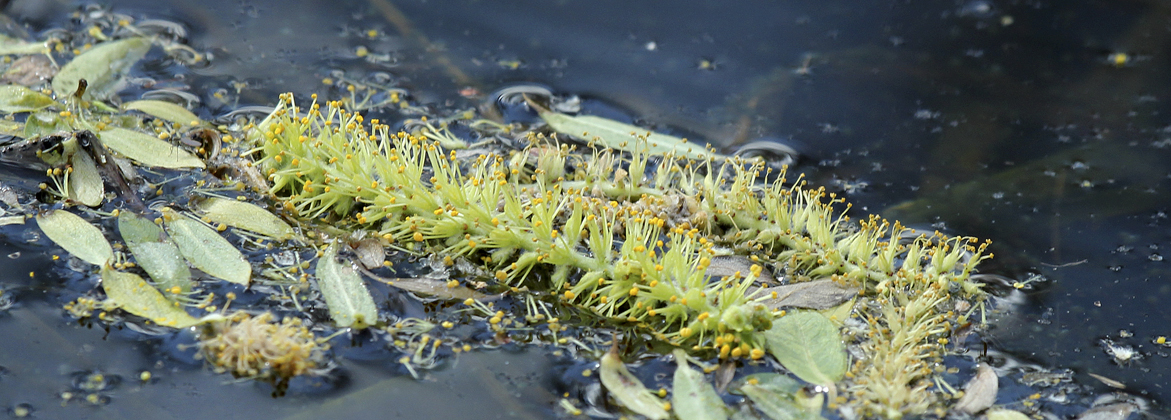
[1,0,1169,418]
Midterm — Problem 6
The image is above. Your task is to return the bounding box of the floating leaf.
[98,127,204,169]
[0,85,56,113]
[350,238,385,270]
[738,374,824,420]
[36,209,113,266]
[763,311,847,387]
[599,347,669,420]
[818,298,855,327]
[707,256,777,284]
[1075,401,1140,420]
[52,37,151,100]
[122,100,201,126]
[0,35,49,56]
[100,266,202,328]
[758,279,858,311]
[0,215,24,226]
[374,275,490,300]
[67,148,104,207]
[672,349,728,420]
[192,197,293,240]
[23,111,70,139]
[986,410,1031,420]
[315,243,378,329]
[537,106,718,161]
[0,119,22,136]
[163,210,250,285]
[954,363,998,415]
[118,211,193,295]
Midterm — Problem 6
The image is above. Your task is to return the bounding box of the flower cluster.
[246,93,991,415]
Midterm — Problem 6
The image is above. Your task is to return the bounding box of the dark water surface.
[2,0,1170,418]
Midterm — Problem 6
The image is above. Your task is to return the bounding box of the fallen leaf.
[706,256,777,284]
[0,35,49,56]
[1087,373,1125,389]
[600,346,669,420]
[763,311,847,387]
[192,197,293,240]
[954,363,998,415]
[98,127,204,169]
[0,85,56,113]
[371,274,492,300]
[100,266,202,328]
[36,209,113,266]
[118,211,193,295]
[536,102,718,161]
[757,279,858,311]
[349,238,385,270]
[1076,401,1140,420]
[738,373,824,420]
[985,409,1030,420]
[67,147,104,207]
[163,209,250,285]
[1,55,57,86]
[315,243,378,329]
[22,111,70,139]
[52,37,151,100]
[122,100,202,126]
[672,349,728,420]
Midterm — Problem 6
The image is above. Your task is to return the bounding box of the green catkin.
[248,93,992,416]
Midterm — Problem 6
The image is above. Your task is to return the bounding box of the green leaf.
[23,111,70,139]
[315,243,378,329]
[672,349,728,420]
[599,347,669,420]
[100,266,202,328]
[0,35,49,56]
[0,119,22,136]
[763,311,847,387]
[0,85,56,113]
[122,100,202,126]
[163,209,250,285]
[36,209,113,266]
[985,410,1030,420]
[98,127,204,169]
[52,37,151,100]
[67,148,104,207]
[118,211,193,295]
[192,197,294,240]
[738,374,825,420]
[538,108,718,161]
[375,276,491,300]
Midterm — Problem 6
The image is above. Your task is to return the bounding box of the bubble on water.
[9,403,33,418]
[1149,253,1163,262]
[958,0,997,18]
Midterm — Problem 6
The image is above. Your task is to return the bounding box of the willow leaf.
[98,127,204,169]
[122,100,201,126]
[738,374,824,420]
[376,276,490,300]
[0,119,22,136]
[0,35,49,56]
[22,111,70,139]
[36,210,113,266]
[67,149,104,207]
[0,85,56,113]
[600,347,669,420]
[986,410,1030,420]
[52,37,151,100]
[192,197,293,240]
[539,110,717,161]
[100,267,201,328]
[163,210,250,285]
[672,349,728,420]
[118,211,193,295]
[315,244,378,329]
[763,311,847,387]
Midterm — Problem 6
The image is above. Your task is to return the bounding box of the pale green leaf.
[36,209,113,266]
[122,100,202,126]
[163,210,250,285]
[0,85,56,113]
[23,111,70,139]
[672,349,728,420]
[192,197,293,240]
[763,311,847,386]
[67,148,104,207]
[52,37,151,100]
[118,211,193,295]
[99,127,204,169]
[0,119,22,136]
[738,374,824,420]
[954,363,998,415]
[375,276,491,300]
[315,243,378,329]
[599,347,669,420]
[539,109,718,161]
[818,297,855,327]
[0,215,24,226]
[0,35,49,56]
[100,266,202,328]
[985,410,1030,420]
